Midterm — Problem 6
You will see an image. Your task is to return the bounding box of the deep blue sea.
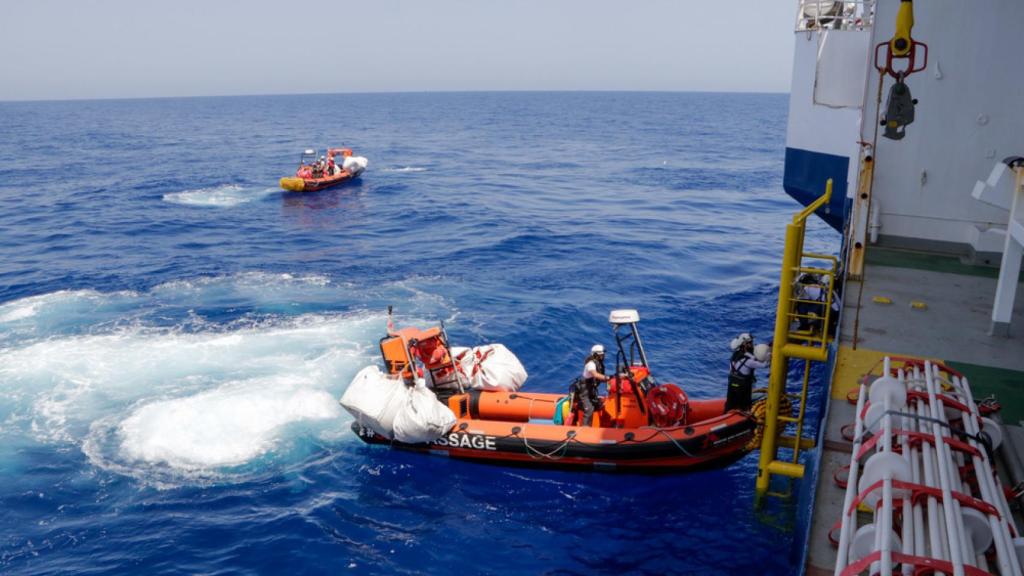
[0,92,838,575]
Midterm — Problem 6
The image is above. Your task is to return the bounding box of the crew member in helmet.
[795,273,841,335]
[574,344,609,426]
[725,333,770,411]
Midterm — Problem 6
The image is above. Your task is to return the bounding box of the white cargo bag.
[339,365,409,438]
[342,155,368,176]
[455,344,528,391]
[392,382,457,444]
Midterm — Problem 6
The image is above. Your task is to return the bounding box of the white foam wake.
[0,274,457,484]
[162,184,277,207]
[10,317,358,432]
[117,376,342,470]
[0,301,38,322]
[382,166,427,173]
[0,313,379,483]
[151,272,335,304]
[0,289,130,324]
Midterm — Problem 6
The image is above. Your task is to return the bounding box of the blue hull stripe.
[784,147,850,232]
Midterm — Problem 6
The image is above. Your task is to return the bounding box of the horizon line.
[0,88,790,105]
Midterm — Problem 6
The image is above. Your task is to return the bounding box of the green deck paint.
[866,247,1024,281]
[946,360,1024,424]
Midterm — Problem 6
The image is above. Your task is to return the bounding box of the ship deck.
[804,246,1024,575]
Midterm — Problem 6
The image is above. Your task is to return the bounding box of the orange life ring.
[647,384,688,427]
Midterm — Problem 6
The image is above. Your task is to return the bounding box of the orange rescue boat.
[351,309,756,472]
[279,147,368,192]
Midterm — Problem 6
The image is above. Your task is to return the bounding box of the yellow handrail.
[793,179,833,223]
[756,179,837,498]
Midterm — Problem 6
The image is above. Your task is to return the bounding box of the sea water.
[0,92,837,574]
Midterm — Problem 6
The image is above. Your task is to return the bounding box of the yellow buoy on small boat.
[279,177,306,192]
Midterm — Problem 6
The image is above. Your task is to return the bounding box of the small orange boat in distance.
[351,309,757,472]
[279,147,368,192]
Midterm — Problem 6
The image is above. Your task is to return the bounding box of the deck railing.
[796,0,875,31]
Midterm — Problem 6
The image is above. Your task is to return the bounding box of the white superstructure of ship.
[764,2,1024,574]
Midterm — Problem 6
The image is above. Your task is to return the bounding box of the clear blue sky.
[0,0,795,101]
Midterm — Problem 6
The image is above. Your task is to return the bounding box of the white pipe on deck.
[898,369,915,576]
[880,393,895,575]
[954,369,1023,576]
[833,358,1024,575]
[912,367,947,564]
[925,361,966,576]
[834,382,869,576]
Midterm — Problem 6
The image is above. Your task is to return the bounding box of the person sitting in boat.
[574,344,609,426]
[312,156,326,178]
[725,333,770,412]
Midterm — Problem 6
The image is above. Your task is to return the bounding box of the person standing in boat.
[575,344,609,426]
[725,333,770,411]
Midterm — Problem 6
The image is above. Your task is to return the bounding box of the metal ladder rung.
[766,460,805,478]
[755,179,835,499]
[777,435,815,451]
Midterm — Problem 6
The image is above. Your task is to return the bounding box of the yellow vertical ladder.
[756,179,838,498]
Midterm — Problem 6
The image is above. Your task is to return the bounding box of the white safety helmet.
[753,343,771,362]
[591,344,605,355]
[729,332,753,351]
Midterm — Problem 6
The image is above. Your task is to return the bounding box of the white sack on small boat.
[342,156,369,176]
[455,344,528,391]
[339,365,408,438]
[340,366,456,442]
[392,382,457,444]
